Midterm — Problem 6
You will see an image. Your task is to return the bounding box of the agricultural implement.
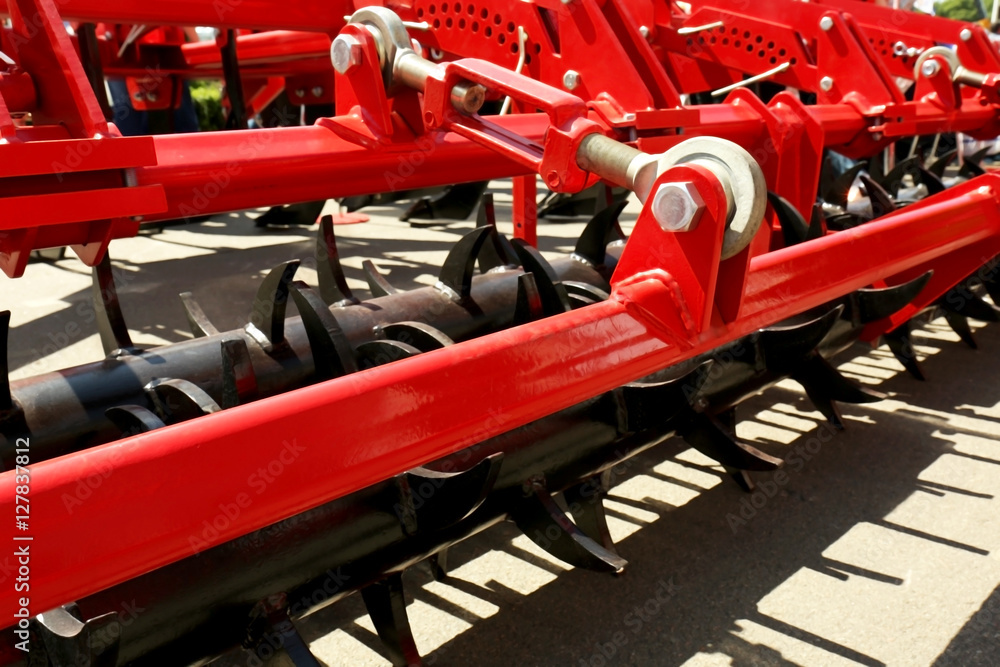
[2,0,1000,664]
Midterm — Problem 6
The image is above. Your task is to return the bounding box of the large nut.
[652,182,704,232]
[921,59,941,78]
[331,34,363,75]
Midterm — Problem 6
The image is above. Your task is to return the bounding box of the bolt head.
[921,59,941,78]
[652,182,704,232]
[294,88,306,98]
[820,76,834,92]
[639,25,651,39]
[819,16,834,31]
[960,28,973,42]
[331,34,363,75]
[146,91,158,103]
[563,70,581,91]
[312,86,324,97]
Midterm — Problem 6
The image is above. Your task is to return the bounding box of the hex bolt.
[921,59,941,78]
[819,16,833,31]
[294,88,306,98]
[146,91,159,103]
[651,182,705,232]
[312,86,324,97]
[820,76,834,92]
[331,34,363,75]
[563,70,581,91]
[960,28,973,42]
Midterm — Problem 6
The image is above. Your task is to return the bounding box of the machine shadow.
[295,322,1000,666]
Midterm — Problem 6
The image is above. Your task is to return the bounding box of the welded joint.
[613,270,699,344]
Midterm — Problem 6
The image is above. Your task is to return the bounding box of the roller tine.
[91,253,136,356]
[759,307,843,371]
[939,288,1000,322]
[381,322,455,352]
[246,260,299,349]
[959,146,991,179]
[801,386,846,430]
[428,549,450,581]
[316,215,359,307]
[855,272,933,323]
[943,310,978,349]
[363,260,399,298]
[823,160,866,208]
[859,175,896,218]
[927,148,958,178]
[678,411,784,472]
[105,405,166,435]
[878,155,920,195]
[562,472,617,553]
[144,378,221,423]
[513,273,545,325]
[767,191,811,247]
[355,340,421,370]
[246,602,322,667]
[0,311,11,412]
[221,338,258,409]
[476,192,496,228]
[791,354,885,404]
[512,476,627,574]
[34,606,121,667]
[361,573,423,667]
[616,361,713,432]
[807,204,825,241]
[511,239,572,315]
[977,260,1000,304]
[289,281,358,381]
[438,227,494,301]
[884,323,925,380]
[401,181,488,222]
[960,160,987,179]
[563,281,611,309]
[179,292,220,338]
[717,407,738,432]
[574,200,628,266]
[394,453,503,536]
[475,194,512,272]
[728,470,756,493]
[914,165,947,195]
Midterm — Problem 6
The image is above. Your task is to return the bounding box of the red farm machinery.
[1,0,1000,664]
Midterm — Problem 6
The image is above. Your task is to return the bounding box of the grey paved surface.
[5,182,1000,666]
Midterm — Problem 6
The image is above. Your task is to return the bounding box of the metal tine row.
[79,198,628,666]
[15,179,961,664]
[779,146,1000,380]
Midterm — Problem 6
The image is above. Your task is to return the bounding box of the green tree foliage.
[189,80,225,131]
[935,0,990,22]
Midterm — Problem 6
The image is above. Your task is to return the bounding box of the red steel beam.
[9,0,352,31]
[4,173,1000,621]
[133,114,549,221]
[124,99,998,224]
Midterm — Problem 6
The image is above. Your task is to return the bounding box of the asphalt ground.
[6,181,1000,666]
